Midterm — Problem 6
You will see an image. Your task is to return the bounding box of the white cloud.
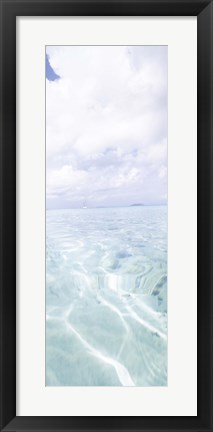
[46,46,167,208]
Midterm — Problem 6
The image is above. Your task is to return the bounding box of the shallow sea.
[46,206,167,386]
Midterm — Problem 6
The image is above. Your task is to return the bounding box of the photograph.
[46,45,168,387]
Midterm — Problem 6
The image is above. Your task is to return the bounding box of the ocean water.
[46,206,167,386]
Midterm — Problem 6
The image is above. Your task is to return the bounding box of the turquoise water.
[46,206,167,386]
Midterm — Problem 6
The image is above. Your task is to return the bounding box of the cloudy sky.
[46,46,167,209]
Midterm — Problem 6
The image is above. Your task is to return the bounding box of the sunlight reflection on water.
[46,206,167,386]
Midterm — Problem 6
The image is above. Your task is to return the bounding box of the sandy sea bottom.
[46,206,167,386]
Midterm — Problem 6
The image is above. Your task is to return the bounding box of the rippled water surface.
[46,206,167,386]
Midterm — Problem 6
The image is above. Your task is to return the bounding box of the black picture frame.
[0,0,212,431]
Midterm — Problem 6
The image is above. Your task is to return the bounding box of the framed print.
[0,0,212,431]
[18,16,197,416]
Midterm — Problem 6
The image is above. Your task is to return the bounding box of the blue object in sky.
[46,54,60,81]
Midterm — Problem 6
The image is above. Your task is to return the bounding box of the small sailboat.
[82,198,87,209]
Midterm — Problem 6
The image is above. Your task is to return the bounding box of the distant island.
[130,203,144,207]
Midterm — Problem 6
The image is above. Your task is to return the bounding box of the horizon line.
[46,204,167,211]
